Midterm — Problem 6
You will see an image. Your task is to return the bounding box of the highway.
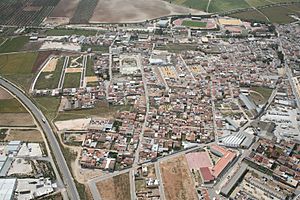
[0,78,80,200]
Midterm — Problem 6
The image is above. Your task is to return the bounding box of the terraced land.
[0,0,59,26]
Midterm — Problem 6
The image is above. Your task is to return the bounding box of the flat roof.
[0,178,16,200]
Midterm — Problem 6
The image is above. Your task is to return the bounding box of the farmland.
[35,57,64,89]
[70,0,98,24]
[182,20,207,27]
[0,98,28,113]
[0,36,29,53]
[230,3,300,24]
[96,173,131,200]
[0,52,38,91]
[5,129,43,142]
[160,155,198,200]
[168,0,300,14]
[0,0,59,26]
[0,52,37,74]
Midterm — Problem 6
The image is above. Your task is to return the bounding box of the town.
[0,4,300,200]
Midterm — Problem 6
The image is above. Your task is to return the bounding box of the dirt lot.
[50,0,80,18]
[96,173,131,200]
[90,0,205,23]
[55,118,91,130]
[5,129,43,142]
[85,76,98,83]
[65,68,82,73]
[0,113,35,127]
[160,155,198,200]
[43,57,58,72]
[0,87,13,100]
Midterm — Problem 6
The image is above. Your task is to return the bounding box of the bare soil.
[5,129,43,142]
[89,0,205,23]
[0,87,13,100]
[96,173,131,200]
[160,155,198,200]
[0,113,35,127]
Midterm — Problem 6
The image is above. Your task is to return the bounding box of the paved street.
[0,78,80,200]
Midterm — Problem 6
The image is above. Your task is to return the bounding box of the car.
[42,118,46,123]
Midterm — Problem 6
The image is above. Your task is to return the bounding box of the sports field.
[182,20,207,27]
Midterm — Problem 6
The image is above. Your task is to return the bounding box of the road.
[155,161,166,200]
[58,56,69,89]
[0,78,80,200]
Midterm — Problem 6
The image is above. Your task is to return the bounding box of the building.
[0,178,17,200]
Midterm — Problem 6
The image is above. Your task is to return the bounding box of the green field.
[209,0,250,12]
[45,29,98,36]
[34,96,60,120]
[63,73,81,88]
[0,52,37,74]
[85,56,95,76]
[182,20,207,27]
[259,4,300,24]
[56,102,132,121]
[35,58,65,90]
[0,99,27,113]
[0,36,29,53]
[229,10,269,23]
[230,3,300,24]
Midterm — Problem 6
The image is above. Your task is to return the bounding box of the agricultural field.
[230,3,300,24]
[0,113,35,127]
[169,0,209,11]
[63,73,81,88]
[96,173,131,200]
[0,52,37,74]
[0,0,59,26]
[182,20,207,27]
[167,0,300,14]
[35,57,64,89]
[70,0,98,24]
[208,0,250,12]
[229,10,268,23]
[89,0,202,23]
[34,96,60,120]
[5,129,43,142]
[0,52,38,91]
[0,36,29,53]
[160,155,198,200]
